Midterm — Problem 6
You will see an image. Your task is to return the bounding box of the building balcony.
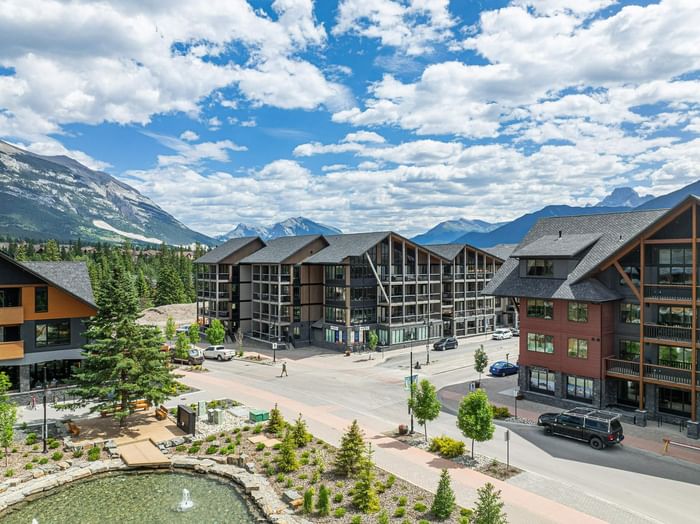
[0,306,23,325]
[199,273,229,281]
[644,324,692,344]
[644,284,693,303]
[606,357,698,388]
[0,340,24,360]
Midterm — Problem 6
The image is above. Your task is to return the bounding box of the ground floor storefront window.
[29,360,81,390]
[529,368,555,395]
[0,366,20,391]
[658,387,691,417]
[566,375,593,403]
[616,380,639,406]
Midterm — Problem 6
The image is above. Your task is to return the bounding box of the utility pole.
[409,333,415,434]
[42,365,48,454]
[425,318,430,365]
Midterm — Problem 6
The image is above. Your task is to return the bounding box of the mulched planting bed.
[173,420,473,523]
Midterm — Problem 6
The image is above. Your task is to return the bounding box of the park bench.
[155,405,169,420]
[100,399,152,417]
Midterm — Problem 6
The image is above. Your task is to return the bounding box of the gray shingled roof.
[511,233,602,258]
[22,261,96,307]
[239,235,324,264]
[303,232,390,264]
[427,244,465,261]
[483,244,516,261]
[195,237,262,264]
[483,209,667,302]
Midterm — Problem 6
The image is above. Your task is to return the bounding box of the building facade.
[195,231,503,350]
[484,197,700,423]
[0,252,96,393]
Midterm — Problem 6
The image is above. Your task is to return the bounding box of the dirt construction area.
[137,303,196,329]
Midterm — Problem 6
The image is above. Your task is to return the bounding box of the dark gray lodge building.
[195,232,504,350]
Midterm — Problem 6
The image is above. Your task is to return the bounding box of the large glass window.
[527,333,554,354]
[658,345,691,369]
[567,302,588,322]
[35,320,71,347]
[35,286,48,313]
[527,299,553,319]
[526,259,554,277]
[350,308,376,325]
[324,265,345,281]
[567,338,588,359]
[566,375,593,402]
[324,307,345,324]
[617,380,639,406]
[658,387,691,416]
[657,248,692,285]
[619,340,640,360]
[325,286,346,302]
[658,306,692,326]
[620,303,640,324]
[0,288,21,308]
[529,368,555,394]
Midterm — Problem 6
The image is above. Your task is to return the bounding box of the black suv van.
[537,407,624,450]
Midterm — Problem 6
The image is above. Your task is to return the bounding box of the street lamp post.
[425,318,430,365]
[408,332,415,434]
[42,365,47,454]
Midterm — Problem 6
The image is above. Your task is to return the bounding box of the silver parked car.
[203,345,235,361]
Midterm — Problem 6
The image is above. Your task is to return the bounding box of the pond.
[2,471,259,524]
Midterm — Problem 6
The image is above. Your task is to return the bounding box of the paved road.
[171,339,697,524]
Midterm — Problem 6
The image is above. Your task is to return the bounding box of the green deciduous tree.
[175,332,190,360]
[431,469,456,520]
[277,430,299,473]
[457,390,495,458]
[335,419,365,477]
[165,316,176,343]
[367,330,378,351]
[43,239,61,261]
[71,264,182,427]
[267,403,286,435]
[472,482,507,524]
[408,379,441,442]
[188,323,200,346]
[0,373,16,466]
[474,345,488,383]
[14,244,27,261]
[206,319,226,346]
[352,443,380,514]
[291,413,312,448]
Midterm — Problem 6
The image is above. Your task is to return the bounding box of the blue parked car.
[489,361,519,377]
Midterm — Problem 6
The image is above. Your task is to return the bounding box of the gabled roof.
[427,244,465,261]
[483,244,516,261]
[195,236,263,264]
[303,232,391,264]
[0,251,96,308]
[511,233,602,258]
[239,235,324,264]
[483,209,667,302]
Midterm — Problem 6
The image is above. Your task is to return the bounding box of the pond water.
[2,471,258,524]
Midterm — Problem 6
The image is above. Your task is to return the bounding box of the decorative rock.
[104,440,117,450]
[32,470,45,479]
[282,490,301,503]
[57,461,71,470]
[245,462,256,473]
[172,436,186,446]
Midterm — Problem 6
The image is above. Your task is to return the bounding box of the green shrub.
[311,470,320,484]
[48,439,60,449]
[188,445,201,454]
[5,469,14,477]
[25,433,38,445]
[398,496,407,507]
[256,442,266,451]
[242,425,251,431]
[333,493,343,503]
[276,473,286,483]
[273,443,282,450]
[73,449,84,458]
[285,478,293,488]
[38,458,48,465]
[491,405,512,419]
[429,435,466,458]
[299,473,308,480]
[24,463,33,470]
[393,507,406,518]
[175,444,186,452]
[205,445,219,455]
[303,489,314,514]
[350,517,361,524]
[317,484,331,516]
[419,520,430,524]
[377,510,389,524]
[205,435,216,442]
[253,423,264,434]
[334,507,346,518]
[414,502,427,512]
[385,473,396,488]
[51,451,64,461]
[87,447,101,461]
[460,508,472,517]
[31,457,39,463]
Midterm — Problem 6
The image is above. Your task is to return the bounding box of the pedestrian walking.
[30,394,37,410]
[280,361,288,377]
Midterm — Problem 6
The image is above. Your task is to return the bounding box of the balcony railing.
[606,357,640,377]
[644,363,691,386]
[645,324,692,343]
[0,306,24,325]
[644,284,692,301]
[0,340,24,360]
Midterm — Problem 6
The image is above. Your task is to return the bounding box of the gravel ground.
[137,303,196,329]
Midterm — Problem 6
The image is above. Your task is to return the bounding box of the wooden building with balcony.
[485,196,700,426]
[0,251,96,393]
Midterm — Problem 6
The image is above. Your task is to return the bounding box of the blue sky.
[0,0,699,237]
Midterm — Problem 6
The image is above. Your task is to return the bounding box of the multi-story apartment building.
[195,237,265,334]
[0,251,96,393]
[194,231,503,349]
[484,196,700,424]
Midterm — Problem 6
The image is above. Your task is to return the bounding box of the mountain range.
[217,217,342,241]
[0,140,213,246]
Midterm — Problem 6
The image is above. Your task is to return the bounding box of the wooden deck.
[118,439,170,467]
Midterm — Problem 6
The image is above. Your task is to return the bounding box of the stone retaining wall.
[0,456,310,524]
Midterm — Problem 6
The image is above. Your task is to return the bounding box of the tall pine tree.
[154,263,186,306]
[72,264,181,427]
